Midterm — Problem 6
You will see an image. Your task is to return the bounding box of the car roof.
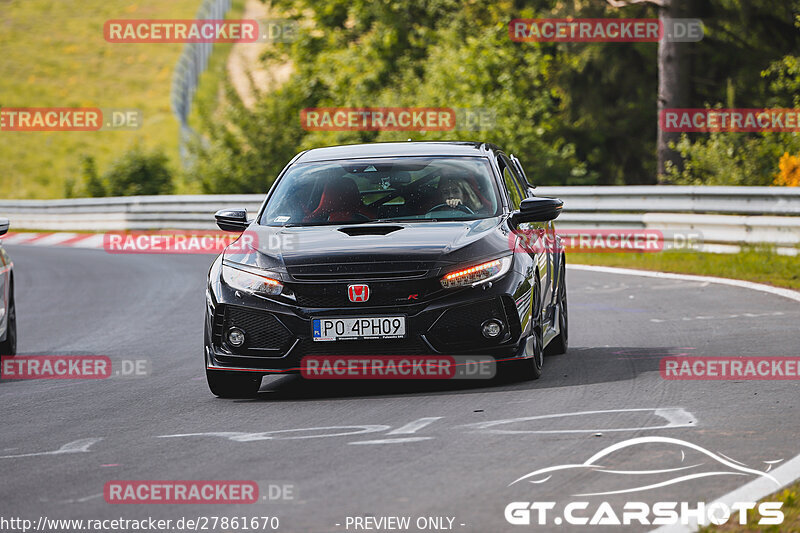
[293,141,502,163]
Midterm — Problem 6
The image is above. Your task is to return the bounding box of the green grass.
[698,483,799,532]
[0,0,206,199]
[571,248,800,290]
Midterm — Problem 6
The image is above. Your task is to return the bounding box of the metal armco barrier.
[171,0,233,163]
[1,187,799,253]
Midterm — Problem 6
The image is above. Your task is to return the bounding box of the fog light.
[227,328,245,347]
[481,319,503,338]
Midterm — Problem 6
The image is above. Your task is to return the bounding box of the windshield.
[260,157,500,226]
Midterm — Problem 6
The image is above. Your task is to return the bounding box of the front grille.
[427,297,517,351]
[288,261,435,281]
[291,279,442,308]
[218,305,294,355]
[292,271,427,281]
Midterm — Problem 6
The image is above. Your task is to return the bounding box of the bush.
[103,146,174,196]
[666,131,800,186]
[666,50,800,187]
[775,152,800,186]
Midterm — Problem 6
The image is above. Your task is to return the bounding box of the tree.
[606,0,690,182]
[82,155,106,198]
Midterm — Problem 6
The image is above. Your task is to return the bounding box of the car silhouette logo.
[348,284,370,302]
[509,436,781,497]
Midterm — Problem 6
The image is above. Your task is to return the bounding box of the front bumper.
[205,270,528,374]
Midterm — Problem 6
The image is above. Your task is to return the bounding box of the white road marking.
[350,437,434,445]
[0,233,42,245]
[69,234,105,249]
[157,425,391,441]
[154,410,696,445]
[0,438,103,459]
[651,451,800,532]
[387,417,442,435]
[461,408,697,435]
[29,233,79,246]
[41,492,105,504]
[568,264,800,304]
[348,417,443,445]
[650,311,786,323]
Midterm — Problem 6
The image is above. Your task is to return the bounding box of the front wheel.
[206,369,262,398]
[503,283,543,381]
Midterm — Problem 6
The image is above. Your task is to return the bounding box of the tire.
[503,282,543,381]
[0,284,16,356]
[206,369,262,398]
[545,258,568,356]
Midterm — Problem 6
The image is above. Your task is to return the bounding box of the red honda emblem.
[348,284,370,302]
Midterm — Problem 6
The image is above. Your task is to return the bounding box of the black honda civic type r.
[204,141,567,397]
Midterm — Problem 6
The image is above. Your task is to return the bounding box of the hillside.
[0,0,204,199]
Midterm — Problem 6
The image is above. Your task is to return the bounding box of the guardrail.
[171,0,233,163]
[1,187,799,253]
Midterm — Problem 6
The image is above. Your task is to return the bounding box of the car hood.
[223,218,512,276]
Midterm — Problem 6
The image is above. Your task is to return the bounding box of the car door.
[509,154,559,307]
[500,154,551,303]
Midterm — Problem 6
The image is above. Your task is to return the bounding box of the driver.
[437,172,482,211]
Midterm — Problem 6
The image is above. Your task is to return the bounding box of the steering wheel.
[426,203,474,215]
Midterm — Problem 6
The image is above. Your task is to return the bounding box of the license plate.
[312,316,406,341]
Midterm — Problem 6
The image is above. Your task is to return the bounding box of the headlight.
[222,264,283,296]
[440,256,512,289]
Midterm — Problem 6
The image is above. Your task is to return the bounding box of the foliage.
[666,131,800,186]
[667,12,800,186]
[187,0,800,192]
[775,152,800,186]
[83,155,106,198]
[102,146,174,197]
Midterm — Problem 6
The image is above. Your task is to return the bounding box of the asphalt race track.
[2,244,799,532]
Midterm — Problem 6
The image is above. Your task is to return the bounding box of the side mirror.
[215,209,250,232]
[510,197,563,226]
[0,217,9,236]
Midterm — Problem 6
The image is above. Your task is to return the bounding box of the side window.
[500,158,523,210]
[509,155,532,190]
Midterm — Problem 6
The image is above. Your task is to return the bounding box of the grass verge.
[570,248,800,290]
[0,0,203,199]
